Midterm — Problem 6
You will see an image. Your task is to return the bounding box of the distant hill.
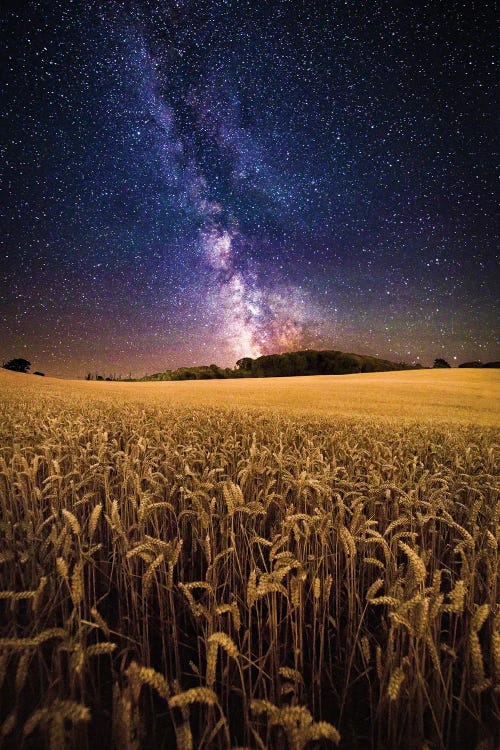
[142,349,422,381]
[458,361,500,369]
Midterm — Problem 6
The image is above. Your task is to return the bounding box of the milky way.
[2,1,498,376]
[127,20,324,362]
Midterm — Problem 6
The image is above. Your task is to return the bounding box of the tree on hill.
[433,358,451,368]
[235,357,253,373]
[3,358,31,373]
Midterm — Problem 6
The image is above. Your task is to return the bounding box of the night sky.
[2,1,498,378]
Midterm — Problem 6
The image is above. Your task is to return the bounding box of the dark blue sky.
[2,0,498,376]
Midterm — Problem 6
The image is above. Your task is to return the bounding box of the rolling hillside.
[1,366,498,426]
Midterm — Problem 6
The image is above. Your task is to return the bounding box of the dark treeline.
[141,349,423,382]
[3,353,499,382]
[458,361,500,368]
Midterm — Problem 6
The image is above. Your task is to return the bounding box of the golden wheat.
[0,370,498,748]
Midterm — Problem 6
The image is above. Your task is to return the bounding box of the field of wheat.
[0,370,498,749]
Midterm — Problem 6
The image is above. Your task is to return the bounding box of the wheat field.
[0,369,498,749]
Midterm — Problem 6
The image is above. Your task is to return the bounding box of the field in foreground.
[0,371,498,749]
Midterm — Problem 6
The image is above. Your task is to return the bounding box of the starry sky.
[2,0,498,378]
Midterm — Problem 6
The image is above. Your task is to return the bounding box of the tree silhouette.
[3,358,31,373]
[235,357,253,373]
[433,358,451,368]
